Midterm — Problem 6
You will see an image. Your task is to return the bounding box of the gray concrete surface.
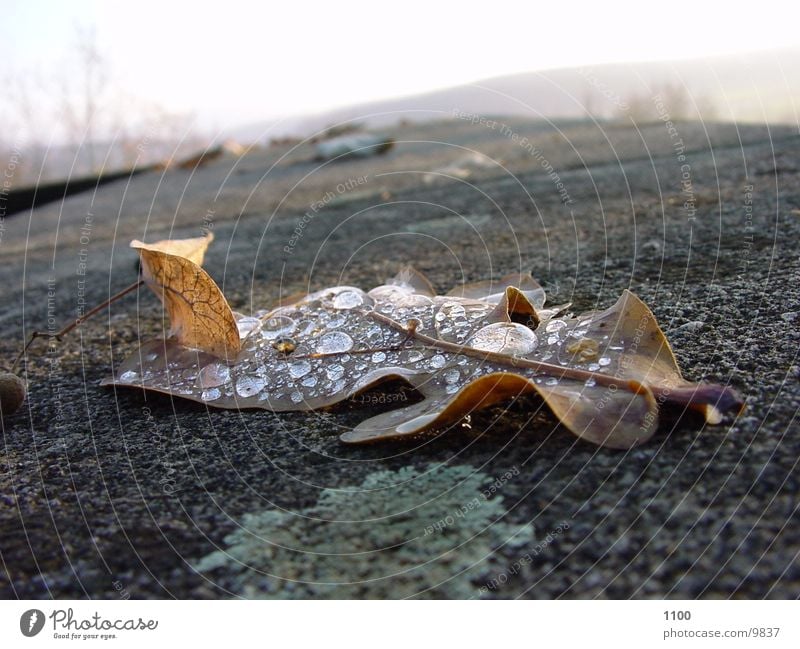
[1,117,798,598]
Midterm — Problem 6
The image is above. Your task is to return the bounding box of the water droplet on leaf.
[468,322,538,355]
[326,364,345,380]
[430,354,446,369]
[316,331,354,354]
[236,375,266,397]
[332,290,364,309]
[198,363,231,388]
[201,387,221,401]
[289,360,311,378]
[261,316,296,340]
[236,316,262,338]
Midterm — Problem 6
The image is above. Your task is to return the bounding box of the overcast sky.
[4,0,800,134]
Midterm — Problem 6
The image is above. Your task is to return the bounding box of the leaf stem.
[12,279,144,371]
[366,309,629,389]
[367,310,741,413]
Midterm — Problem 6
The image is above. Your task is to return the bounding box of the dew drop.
[326,364,345,381]
[430,354,446,369]
[236,375,266,397]
[326,314,346,329]
[261,316,296,340]
[444,368,461,384]
[120,370,138,382]
[598,357,612,366]
[403,295,436,310]
[301,375,317,388]
[333,290,364,309]
[545,320,567,333]
[288,360,311,378]
[371,351,387,363]
[545,377,559,386]
[440,302,466,319]
[468,322,538,355]
[295,320,317,337]
[201,387,221,401]
[365,325,383,340]
[236,316,262,338]
[368,285,412,302]
[290,391,304,404]
[434,302,469,335]
[316,331,354,354]
[198,363,231,388]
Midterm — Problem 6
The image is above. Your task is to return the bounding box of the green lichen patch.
[194,464,534,598]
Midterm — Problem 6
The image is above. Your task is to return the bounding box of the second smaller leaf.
[131,238,241,359]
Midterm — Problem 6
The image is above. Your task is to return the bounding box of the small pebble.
[0,373,26,418]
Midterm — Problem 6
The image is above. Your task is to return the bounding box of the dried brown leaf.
[106,258,743,449]
[130,236,240,359]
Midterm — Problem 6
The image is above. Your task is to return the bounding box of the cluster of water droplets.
[111,276,629,409]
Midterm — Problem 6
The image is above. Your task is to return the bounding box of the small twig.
[365,311,743,412]
[300,310,626,388]
[366,309,628,386]
[262,308,739,412]
[12,279,144,371]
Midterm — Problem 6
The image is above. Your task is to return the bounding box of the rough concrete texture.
[1,117,798,598]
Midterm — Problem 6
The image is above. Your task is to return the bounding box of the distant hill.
[9,48,797,187]
[232,47,800,143]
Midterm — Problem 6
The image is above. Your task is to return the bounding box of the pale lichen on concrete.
[194,464,535,598]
